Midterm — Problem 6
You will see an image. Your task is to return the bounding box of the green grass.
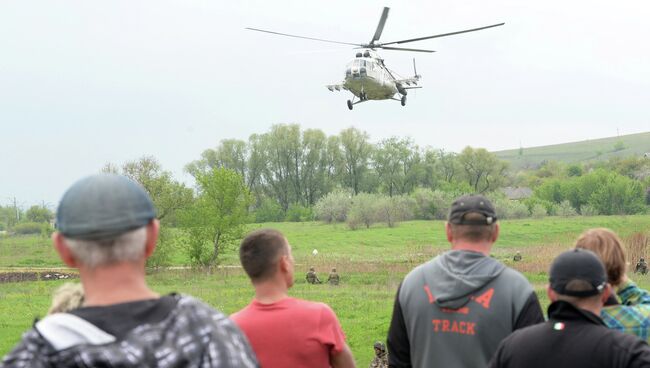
[494,131,650,170]
[2,216,650,365]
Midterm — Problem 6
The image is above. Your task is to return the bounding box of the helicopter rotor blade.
[380,46,435,53]
[381,22,505,46]
[245,27,362,46]
[370,7,390,44]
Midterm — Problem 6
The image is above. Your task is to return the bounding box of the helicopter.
[247,8,503,110]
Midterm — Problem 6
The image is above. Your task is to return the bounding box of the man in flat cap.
[387,195,544,368]
[489,249,650,368]
[1,174,258,368]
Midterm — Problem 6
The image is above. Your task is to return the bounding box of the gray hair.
[64,226,147,268]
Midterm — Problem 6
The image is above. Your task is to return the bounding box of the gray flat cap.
[56,174,156,240]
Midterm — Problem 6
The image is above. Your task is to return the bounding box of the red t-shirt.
[231,297,346,368]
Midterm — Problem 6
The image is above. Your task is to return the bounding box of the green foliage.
[457,147,508,193]
[566,164,583,177]
[580,204,599,216]
[589,174,645,215]
[347,193,380,229]
[12,222,44,235]
[25,206,53,224]
[613,140,627,152]
[106,156,194,226]
[490,194,529,220]
[180,168,252,267]
[410,188,456,220]
[285,204,313,222]
[375,195,415,228]
[556,200,578,217]
[146,227,179,268]
[530,204,548,218]
[314,190,352,223]
[254,197,285,223]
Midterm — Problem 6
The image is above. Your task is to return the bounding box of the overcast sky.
[1,0,649,208]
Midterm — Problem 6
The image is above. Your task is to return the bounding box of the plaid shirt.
[601,279,650,342]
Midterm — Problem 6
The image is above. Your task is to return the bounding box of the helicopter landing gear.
[347,100,353,110]
[401,95,406,106]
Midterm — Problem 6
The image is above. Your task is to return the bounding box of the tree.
[105,156,193,225]
[339,127,372,195]
[180,168,252,267]
[373,137,422,197]
[457,147,508,193]
[25,205,53,223]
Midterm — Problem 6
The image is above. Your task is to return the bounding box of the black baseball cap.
[448,195,497,225]
[56,174,156,240]
[550,249,607,297]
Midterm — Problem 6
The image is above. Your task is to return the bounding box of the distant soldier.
[327,268,340,286]
[306,267,322,284]
[369,341,388,368]
[636,257,648,275]
[513,251,522,262]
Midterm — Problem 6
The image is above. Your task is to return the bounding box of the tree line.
[2,124,649,267]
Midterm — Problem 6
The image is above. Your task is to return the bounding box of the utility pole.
[13,197,19,221]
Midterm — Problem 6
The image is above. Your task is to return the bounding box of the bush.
[411,188,455,220]
[12,222,43,235]
[491,197,529,220]
[285,204,313,222]
[375,195,415,228]
[254,198,284,223]
[556,200,578,217]
[580,204,599,216]
[530,204,547,218]
[314,190,352,223]
[347,193,380,229]
[147,227,177,268]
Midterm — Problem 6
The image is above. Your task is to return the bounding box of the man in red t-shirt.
[232,229,356,368]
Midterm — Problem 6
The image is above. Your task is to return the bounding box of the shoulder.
[174,295,242,333]
[402,258,437,286]
[291,298,335,313]
[1,329,51,367]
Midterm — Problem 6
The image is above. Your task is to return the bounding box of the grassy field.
[1,216,650,365]
[494,131,650,170]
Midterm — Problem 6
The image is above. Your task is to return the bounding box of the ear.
[546,285,558,302]
[601,283,613,304]
[445,222,453,243]
[492,223,500,243]
[279,254,290,273]
[143,220,160,258]
[53,232,77,267]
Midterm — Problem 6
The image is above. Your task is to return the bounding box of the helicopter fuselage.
[343,54,398,100]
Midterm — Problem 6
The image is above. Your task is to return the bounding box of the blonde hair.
[575,228,626,286]
[48,282,85,314]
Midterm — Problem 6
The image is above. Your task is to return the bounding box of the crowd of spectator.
[2,173,650,368]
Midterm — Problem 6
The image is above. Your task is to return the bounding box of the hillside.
[494,131,650,170]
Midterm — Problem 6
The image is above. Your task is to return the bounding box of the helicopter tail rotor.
[413,58,421,81]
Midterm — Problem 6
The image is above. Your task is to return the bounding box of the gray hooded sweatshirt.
[387,250,543,368]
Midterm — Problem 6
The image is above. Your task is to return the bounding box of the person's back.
[388,195,543,368]
[233,297,345,368]
[575,229,650,343]
[5,295,256,367]
[233,229,355,368]
[491,301,650,368]
[490,249,650,368]
[1,175,258,368]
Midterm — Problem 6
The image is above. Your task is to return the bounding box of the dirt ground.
[0,271,78,283]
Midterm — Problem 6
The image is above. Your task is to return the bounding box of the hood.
[427,250,505,309]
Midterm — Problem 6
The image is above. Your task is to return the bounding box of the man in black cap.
[387,195,544,368]
[1,174,258,367]
[489,248,650,368]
